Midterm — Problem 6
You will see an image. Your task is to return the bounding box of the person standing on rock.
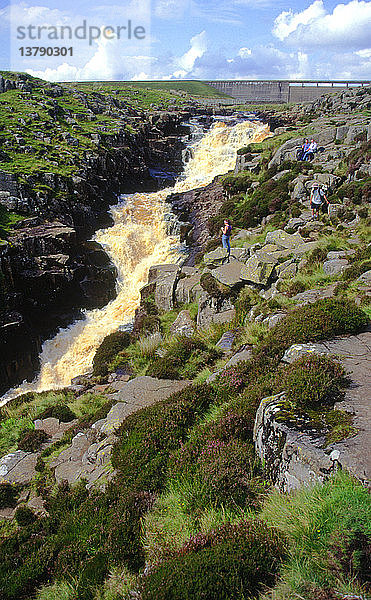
[304,139,318,161]
[221,219,232,263]
[310,183,329,219]
[298,138,309,161]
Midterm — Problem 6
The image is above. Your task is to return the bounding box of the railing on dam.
[206,80,371,104]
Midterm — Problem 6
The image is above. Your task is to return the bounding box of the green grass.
[74,80,232,98]
[237,124,316,158]
[278,265,337,296]
[0,205,25,240]
[0,390,110,459]
[261,472,371,599]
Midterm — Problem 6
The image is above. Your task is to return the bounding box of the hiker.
[303,139,318,161]
[297,138,310,161]
[221,219,232,262]
[310,183,329,219]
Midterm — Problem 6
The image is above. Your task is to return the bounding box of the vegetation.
[261,472,371,599]
[93,331,132,376]
[282,354,348,408]
[141,520,285,600]
[0,75,370,600]
[17,428,48,452]
[76,80,232,99]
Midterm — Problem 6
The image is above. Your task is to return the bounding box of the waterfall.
[1,119,270,402]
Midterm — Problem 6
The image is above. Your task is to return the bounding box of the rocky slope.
[0,83,369,600]
[0,73,193,393]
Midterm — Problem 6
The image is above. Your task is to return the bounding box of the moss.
[200,272,231,300]
[15,506,35,527]
[324,410,356,445]
[18,428,48,452]
[38,404,76,422]
[92,331,132,376]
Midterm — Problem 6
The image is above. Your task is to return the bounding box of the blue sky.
[0,0,370,81]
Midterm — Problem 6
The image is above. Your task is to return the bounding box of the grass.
[74,80,232,99]
[0,205,25,240]
[261,471,371,599]
[159,301,198,336]
[237,124,316,158]
[0,390,110,459]
[237,321,269,345]
[278,265,337,296]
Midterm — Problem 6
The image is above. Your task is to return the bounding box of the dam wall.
[206,80,370,104]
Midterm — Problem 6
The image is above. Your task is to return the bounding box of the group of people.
[297,138,318,161]
[220,180,328,257]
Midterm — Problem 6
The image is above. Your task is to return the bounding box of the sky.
[0,0,370,81]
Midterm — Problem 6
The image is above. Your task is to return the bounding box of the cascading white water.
[1,119,270,402]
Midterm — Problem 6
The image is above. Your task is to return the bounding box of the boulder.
[216,331,236,352]
[282,342,327,363]
[275,259,295,276]
[323,259,348,275]
[203,247,249,268]
[175,271,201,304]
[253,392,335,493]
[0,451,38,484]
[268,137,302,168]
[241,254,276,286]
[291,283,337,306]
[169,310,195,337]
[278,262,297,279]
[197,293,236,328]
[291,175,308,202]
[326,251,349,260]
[233,229,250,241]
[291,241,318,257]
[262,312,286,328]
[358,270,371,284]
[315,127,336,146]
[211,259,246,288]
[265,230,304,249]
[142,264,180,312]
[345,125,367,143]
[284,218,304,231]
[336,125,349,140]
[313,173,341,192]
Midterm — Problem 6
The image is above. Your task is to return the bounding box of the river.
[1,119,269,401]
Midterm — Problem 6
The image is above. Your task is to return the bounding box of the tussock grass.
[239,321,269,346]
[35,580,77,600]
[94,567,138,600]
[137,333,162,357]
[0,390,109,458]
[261,472,371,599]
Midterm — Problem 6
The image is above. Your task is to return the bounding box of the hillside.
[0,81,370,600]
[72,80,233,100]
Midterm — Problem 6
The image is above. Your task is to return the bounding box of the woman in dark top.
[221,219,232,262]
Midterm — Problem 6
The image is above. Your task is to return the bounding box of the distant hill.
[72,80,233,98]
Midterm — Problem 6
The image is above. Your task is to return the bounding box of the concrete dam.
[206,80,370,104]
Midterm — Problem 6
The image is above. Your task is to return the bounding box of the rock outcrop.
[254,332,371,491]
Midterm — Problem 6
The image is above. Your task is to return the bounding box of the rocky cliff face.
[0,75,191,394]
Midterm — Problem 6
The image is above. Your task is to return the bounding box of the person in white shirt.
[304,139,317,160]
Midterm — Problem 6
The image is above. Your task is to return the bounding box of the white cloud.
[357,48,371,58]
[274,0,371,49]
[273,0,325,41]
[176,30,207,72]
[238,47,252,58]
[154,0,189,19]
[26,29,151,81]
